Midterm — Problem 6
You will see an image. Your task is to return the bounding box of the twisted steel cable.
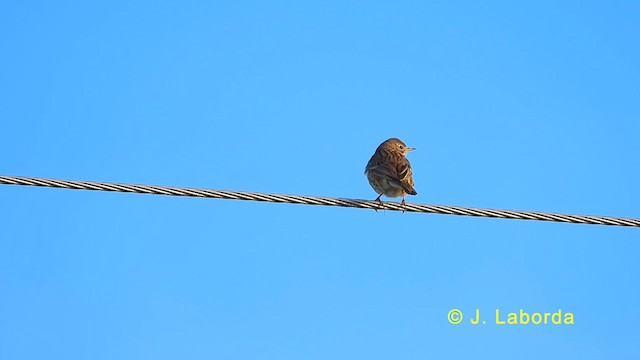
[1,175,638,227]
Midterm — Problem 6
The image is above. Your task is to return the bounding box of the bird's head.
[379,138,416,156]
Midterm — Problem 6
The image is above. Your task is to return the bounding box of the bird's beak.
[408,147,416,152]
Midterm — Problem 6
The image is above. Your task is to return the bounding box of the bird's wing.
[396,159,412,182]
[368,157,411,183]
[396,158,417,195]
[367,162,399,180]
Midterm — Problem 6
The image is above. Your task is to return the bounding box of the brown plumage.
[365,138,417,208]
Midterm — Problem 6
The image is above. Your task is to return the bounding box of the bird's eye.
[399,145,404,149]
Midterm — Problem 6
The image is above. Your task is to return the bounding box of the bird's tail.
[402,183,417,195]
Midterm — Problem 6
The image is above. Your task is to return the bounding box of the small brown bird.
[365,138,418,208]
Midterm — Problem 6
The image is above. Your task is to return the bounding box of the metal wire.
[1,175,638,227]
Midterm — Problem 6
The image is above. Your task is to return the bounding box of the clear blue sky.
[1,1,639,358]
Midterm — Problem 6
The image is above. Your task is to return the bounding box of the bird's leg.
[401,196,406,213]
[374,194,383,212]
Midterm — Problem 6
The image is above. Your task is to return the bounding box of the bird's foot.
[374,195,383,212]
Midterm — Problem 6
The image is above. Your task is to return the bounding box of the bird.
[365,138,418,210]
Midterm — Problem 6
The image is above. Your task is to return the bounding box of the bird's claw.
[373,196,383,212]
